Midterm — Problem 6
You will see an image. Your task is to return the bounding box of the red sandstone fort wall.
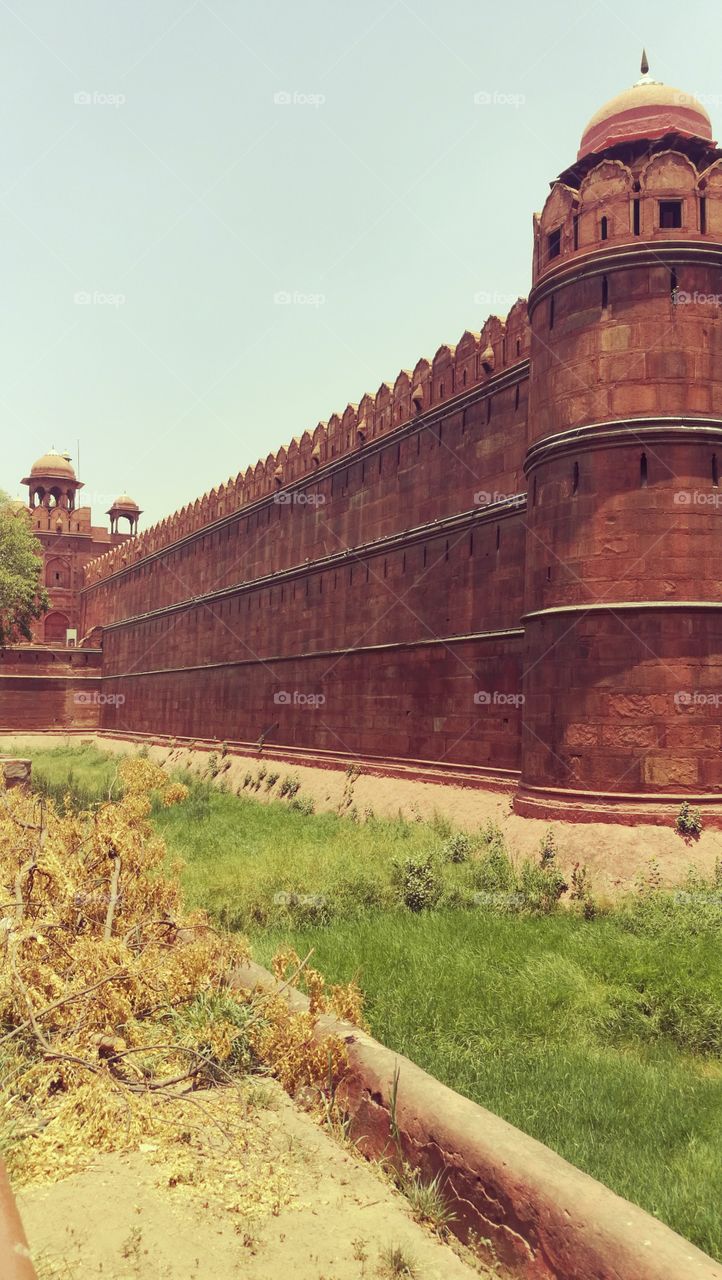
[0,648,102,732]
[80,313,531,770]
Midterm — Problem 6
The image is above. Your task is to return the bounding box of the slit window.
[700,196,707,234]
[572,461,579,495]
[713,454,719,487]
[547,227,561,260]
[600,215,608,241]
[659,200,682,229]
[573,214,579,249]
[602,275,608,308]
[549,295,555,329]
[640,453,648,487]
[633,198,641,235]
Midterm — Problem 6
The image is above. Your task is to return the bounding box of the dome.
[29,451,76,480]
[110,494,139,510]
[578,61,713,160]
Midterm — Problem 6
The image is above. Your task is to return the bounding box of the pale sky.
[2,0,720,526]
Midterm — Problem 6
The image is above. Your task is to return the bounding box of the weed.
[392,854,441,912]
[377,1244,418,1278]
[676,801,703,839]
[440,832,472,863]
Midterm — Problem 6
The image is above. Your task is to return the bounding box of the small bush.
[265,771,280,790]
[279,773,301,799]
[440,832,472,863]
[676,801,703,839]
[393,854,442,913]
[207,753,220,778]
[290,795,315,815]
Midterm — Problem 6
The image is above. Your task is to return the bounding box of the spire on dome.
[640,48,649,76]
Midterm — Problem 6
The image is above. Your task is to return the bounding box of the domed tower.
[517,55,722,822]
[22,451,82,514]
[107,494,142,536]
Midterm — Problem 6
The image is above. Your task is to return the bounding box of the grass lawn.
[11,742,722,1261]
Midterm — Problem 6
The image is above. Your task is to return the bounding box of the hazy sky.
[2,0,720,526]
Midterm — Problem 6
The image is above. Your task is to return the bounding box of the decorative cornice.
[524,415,722,472]
[99,627,525,680]
[524,600,722,620]
[529,239,722,314]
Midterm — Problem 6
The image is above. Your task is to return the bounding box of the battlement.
[83,301,529,586]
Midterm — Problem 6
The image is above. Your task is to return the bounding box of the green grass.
[8,742,722,1261]
[255,911,722,1260]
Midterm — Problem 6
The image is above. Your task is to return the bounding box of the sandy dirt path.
[18,1080,483,1280]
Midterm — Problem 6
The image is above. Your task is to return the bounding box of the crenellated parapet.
[83,301,530,586]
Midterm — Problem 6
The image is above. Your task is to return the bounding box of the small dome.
[29,451,76,479]
[579,66,713,160]
[111,494,140,510]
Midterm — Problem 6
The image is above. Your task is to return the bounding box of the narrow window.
[439,382,445,399]
[444,540,449,561]
[600,215,608,241]
[469,532,474,557]
[515,383,520,410]
[640,453,648,487]
[700,196,707,234]
[572,461,579,494]
[602,275,608,309]
[516,338,521,356]
[547,227,561,260]
[423,545,427,568]
[713,454,719,487]
[546,566,552,582]
[462,369,467,387]
[496,525,500,551]
[660,200,682,229]
[573,214,579,249]
[549,295,555,329]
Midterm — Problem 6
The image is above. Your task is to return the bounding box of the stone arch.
[44,611,70,644]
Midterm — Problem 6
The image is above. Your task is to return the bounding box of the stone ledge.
[233,960,722,1280]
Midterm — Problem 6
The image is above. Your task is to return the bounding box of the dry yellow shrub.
[0,761,361,1187]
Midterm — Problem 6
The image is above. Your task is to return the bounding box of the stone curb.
[233,961,722,1280]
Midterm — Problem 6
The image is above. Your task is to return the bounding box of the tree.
[0,491,49,646]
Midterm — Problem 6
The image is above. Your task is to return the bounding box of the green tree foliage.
[0,491,49,646]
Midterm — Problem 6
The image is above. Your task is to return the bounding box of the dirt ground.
[5,733,721,895]
[18,1079,483,1280]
